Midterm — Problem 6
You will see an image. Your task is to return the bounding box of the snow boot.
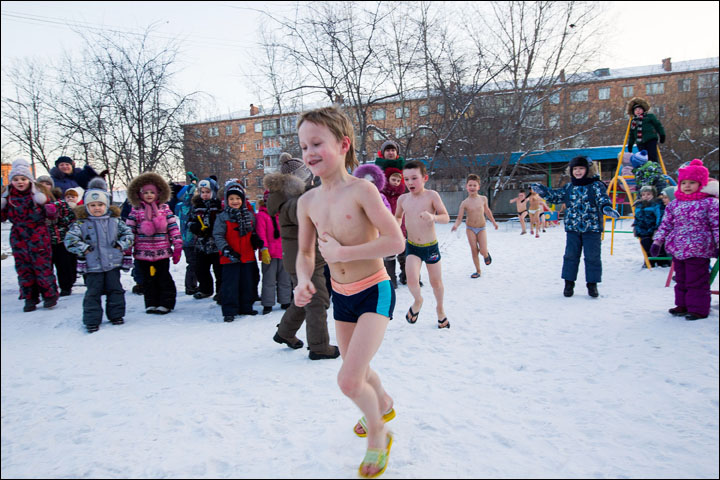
[309,345,340,360]
[563,280,575,297]
[586,282,599,298]
[668,306,688,316]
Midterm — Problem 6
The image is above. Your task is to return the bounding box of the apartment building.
[182,57,719,201]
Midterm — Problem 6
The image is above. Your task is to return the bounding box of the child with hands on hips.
[650,159,719,320]
[125,172,182,314]
[451,174,498,278]
[293,106,405,479]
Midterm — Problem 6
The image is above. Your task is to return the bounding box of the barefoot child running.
[526,189,548,238]
[294,106,405,478]
[509,190,529,234]
[395,160,451,328]
[451,174,498,278]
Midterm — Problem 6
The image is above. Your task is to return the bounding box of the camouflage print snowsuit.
[1,186,59,301]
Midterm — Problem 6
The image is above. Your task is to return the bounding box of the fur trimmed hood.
[126,172,171,207]
[263,172,307,197]
[353,163,386,191]
[626,97,651,116]
[73,204,121,220]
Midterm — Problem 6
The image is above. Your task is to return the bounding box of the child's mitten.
[261,248,271,265]
[649,241,662,257]
[602,206,620,219]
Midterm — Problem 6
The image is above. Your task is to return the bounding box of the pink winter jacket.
[653,196,719,260]
[126,203,182,261]
[255,206,283,259]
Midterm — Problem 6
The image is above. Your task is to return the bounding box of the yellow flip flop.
[358,432,393,478]
[354,408,396,437]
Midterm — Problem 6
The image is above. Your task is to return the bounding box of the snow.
[1,220,718,479]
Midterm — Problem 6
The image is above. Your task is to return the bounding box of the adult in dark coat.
[50,156,103,194]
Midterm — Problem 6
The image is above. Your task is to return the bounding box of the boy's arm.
[451,201,465,231]
[430,191,450,224]
[294,194,318,307]
[509,197,516,204]
[483,197,499,229]
[319,182,405,264]
[394,194,406,225]
[64,222,89,255]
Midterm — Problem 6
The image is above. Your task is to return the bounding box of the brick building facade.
[182,57,718,201]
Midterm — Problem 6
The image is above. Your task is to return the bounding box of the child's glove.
[139,221,155,236]
[222,246,241,263]
[172,247,182,264]
[649,241,662,257]
[602,206,620,219]
[188,222,202,235]
[121,254,133,271]
[261,248,271,265]
[660,134,666,144]
[531,184,548,196]
[250,232,264,250]
[77,257,87,274]
[44,203,57,217]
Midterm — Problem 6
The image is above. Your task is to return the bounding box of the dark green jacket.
[374,156,405,171]
[628,113,665,151]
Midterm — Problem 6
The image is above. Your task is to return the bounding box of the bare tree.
[1,58,60,175]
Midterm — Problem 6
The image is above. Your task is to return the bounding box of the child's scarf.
[142,200,159,223]
[674,189,711,202]
[632,113,644,143]
[225,204,254,236]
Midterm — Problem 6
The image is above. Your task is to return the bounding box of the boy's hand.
[293,279,316,307]
[493,222,499,230]
[419,211,435,222]
[451,225,457,232]
[318,233,343,263]
[602,206,620,219]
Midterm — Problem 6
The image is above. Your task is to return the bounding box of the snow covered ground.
[1,220,718,479]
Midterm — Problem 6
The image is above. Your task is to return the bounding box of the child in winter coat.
[630,150,667,193]
[175,172,199,295]
[380,167,409,287]
[64,181,133,332]
[632,185,670,267]
[125,172,183,314]
[187,177,223,300]
[651,159,719,320]
[1,159,60,311]
[213,180,260,322]
[64,186,84,208]
[626,97,666,163]
[532,156,620,298]
[38,175,78,296]
[255,191,292,314]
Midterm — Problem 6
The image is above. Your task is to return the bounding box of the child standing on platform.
[395,160,451,328]
[451,174,498,278]
[532,156,619,298]
[294,106,405,478]
[651,159,719,320]
[125,172,183,314]
[626,97,666,163]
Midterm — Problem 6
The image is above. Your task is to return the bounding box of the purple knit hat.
[678,159,709,187]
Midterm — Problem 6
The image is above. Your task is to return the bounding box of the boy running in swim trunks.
[394,160,451,329]
[509,190,529,234]
[451,174,498,278]
[294,106,405,478]
[527,190,549,238]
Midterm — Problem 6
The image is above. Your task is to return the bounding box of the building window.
[395,107,410,119]
[257,177,264,188]
[698,100,713,123]
[255,141,262,150]
[437,104,445,115]
[570,89,588,103]
[395,127,407,138]
[256,159,264,169]
[678,129,692,141]
[418,105,429,117]
[645,82,665,95]
[254,122,262,133]
[549,92,560,104]
[239,142,246,152]
[373,131,384,141]
[678,79,691,92]
[697,73,718,89]
[208,127,219,137]
[225,125,233,135]
[209,145,220,155]
[598,111,611,122]
[598,87,610,100]
[195,128,202,136]
[570,113,587,125]
[372,109,386,120]
[677,105,690,117]
[571,135,587,148]
[653,105,665,117]
[418,126,431,137]
[548,114,560,128]
[242,178,249,187]
[702,126,719,137]
[622,86,634,98]
[238,124,246,134]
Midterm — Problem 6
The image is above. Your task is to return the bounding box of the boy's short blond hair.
[298,106,358,172]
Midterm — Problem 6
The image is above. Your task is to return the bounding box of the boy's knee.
[337,370,363,398]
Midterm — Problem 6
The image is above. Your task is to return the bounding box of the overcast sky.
[1,1,719,119]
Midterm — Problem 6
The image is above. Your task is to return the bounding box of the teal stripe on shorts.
[376,280,392,317]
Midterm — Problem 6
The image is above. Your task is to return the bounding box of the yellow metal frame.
[604,118,669,268]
